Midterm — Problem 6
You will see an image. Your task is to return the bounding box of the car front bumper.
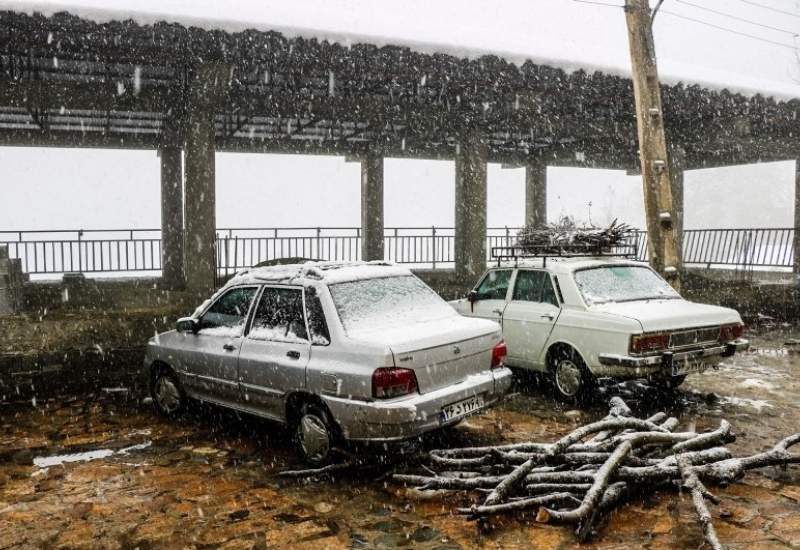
[595,338,749,379]
[322,367,514,442]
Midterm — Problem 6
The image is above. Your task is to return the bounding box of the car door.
[501,270,561,369]
[237,286,311,420]
[462,268,514,324]
[179,285,258,402]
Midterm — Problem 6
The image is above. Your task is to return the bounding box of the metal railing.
[214,227,520,277]
[0,229,162,276]
[1,226,796,277]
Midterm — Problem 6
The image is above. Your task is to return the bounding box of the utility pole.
[625,0,681,290]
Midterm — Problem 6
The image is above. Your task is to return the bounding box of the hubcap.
[155,376,181,413]
[555,360,582,397]
[298,413,330,463]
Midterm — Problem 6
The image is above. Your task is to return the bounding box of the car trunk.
[349,316,500,394]
[593,299,741,332]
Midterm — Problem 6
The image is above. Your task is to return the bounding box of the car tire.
[294,402,339,466]
[549,347,595,403]
[151,366,186,417]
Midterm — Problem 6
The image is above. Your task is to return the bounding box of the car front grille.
[669,327,720,349]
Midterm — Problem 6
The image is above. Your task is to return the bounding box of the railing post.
[77,229,84,273]
[432,226,437,270]
[224,235,230,278]
[316,227,322,261]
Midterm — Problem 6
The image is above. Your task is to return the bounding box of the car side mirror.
[467,290,479,303]
[176,317,199,333]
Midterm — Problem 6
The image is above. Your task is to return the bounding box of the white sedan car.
[451,257,748,400]
[144,262,512,464]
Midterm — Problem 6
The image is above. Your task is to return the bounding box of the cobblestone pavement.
[2,332,800,549]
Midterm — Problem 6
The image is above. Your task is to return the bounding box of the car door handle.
[286,350,301,360]
[222,343,236,351]
[540,313,555,321]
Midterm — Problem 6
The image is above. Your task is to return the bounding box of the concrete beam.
[0,129,160,149]
[360,153,385,261]
[454,129,487,281]
[183,64,229,293]
[159,129,184,289]
[525,161,547,228]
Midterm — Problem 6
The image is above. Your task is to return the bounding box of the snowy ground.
[2,331,800,549]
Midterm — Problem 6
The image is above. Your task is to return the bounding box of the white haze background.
[1,0,799,231]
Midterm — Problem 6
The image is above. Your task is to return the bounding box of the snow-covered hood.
[592,299,742,332]
[346,314,499,352]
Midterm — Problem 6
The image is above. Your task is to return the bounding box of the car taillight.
[491,340,507,369]
[372,367,418,399]
[719,323,744,343]
[630,332,670,355]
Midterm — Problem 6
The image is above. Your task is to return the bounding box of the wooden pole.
[625,0,681,290]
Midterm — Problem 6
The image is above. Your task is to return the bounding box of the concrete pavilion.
[2,7,800,291]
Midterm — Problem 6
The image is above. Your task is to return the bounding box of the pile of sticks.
[516,218,635,254]
[392,398,800,547]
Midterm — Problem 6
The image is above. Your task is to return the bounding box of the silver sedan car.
[144,262,513,464]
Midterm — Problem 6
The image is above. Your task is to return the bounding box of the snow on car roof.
[225,261,413,287]
[190,261,413,318]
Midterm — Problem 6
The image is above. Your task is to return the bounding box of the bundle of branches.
[392,397,800,548]
[516,217,635,255]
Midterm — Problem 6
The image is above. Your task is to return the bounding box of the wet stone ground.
[3,330,800,549]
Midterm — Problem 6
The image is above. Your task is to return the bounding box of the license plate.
[441,395,485,423]
[672,359,708,376]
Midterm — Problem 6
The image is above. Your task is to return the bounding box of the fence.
[1,227,796,278]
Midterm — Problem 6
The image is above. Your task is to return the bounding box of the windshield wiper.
[614,295,680,303]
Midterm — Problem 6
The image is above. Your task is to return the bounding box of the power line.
[675,0,799,36]
[736,0,800,20]
[660,9,798,50]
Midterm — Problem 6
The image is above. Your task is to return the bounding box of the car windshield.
[329,275,455,335]
[574,265,679,305]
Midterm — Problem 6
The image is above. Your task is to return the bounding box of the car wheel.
[151,367,186,417]
[550,348,595,402]
[294,403,338,466]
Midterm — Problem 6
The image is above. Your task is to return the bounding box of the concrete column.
[360,153,384,261]
[454,129,487,281]
[794,160,800,275]
[525,161,547,228]
[159,145,184,288]
[668,146,685,266]
[184,63,228,292]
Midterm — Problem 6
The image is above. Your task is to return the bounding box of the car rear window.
[574,265,679,305]
[329,275,455,334]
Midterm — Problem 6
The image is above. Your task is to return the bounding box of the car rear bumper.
[322,367,513,442]
[595,338,749,379]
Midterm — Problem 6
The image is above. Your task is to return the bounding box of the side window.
[512,270,543,302]
[249,287,309,343]
[540,274,559,306]
[512,271,559,306]
[475,269,512,300]
[304,287,331,346]
[199,286,257,335]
